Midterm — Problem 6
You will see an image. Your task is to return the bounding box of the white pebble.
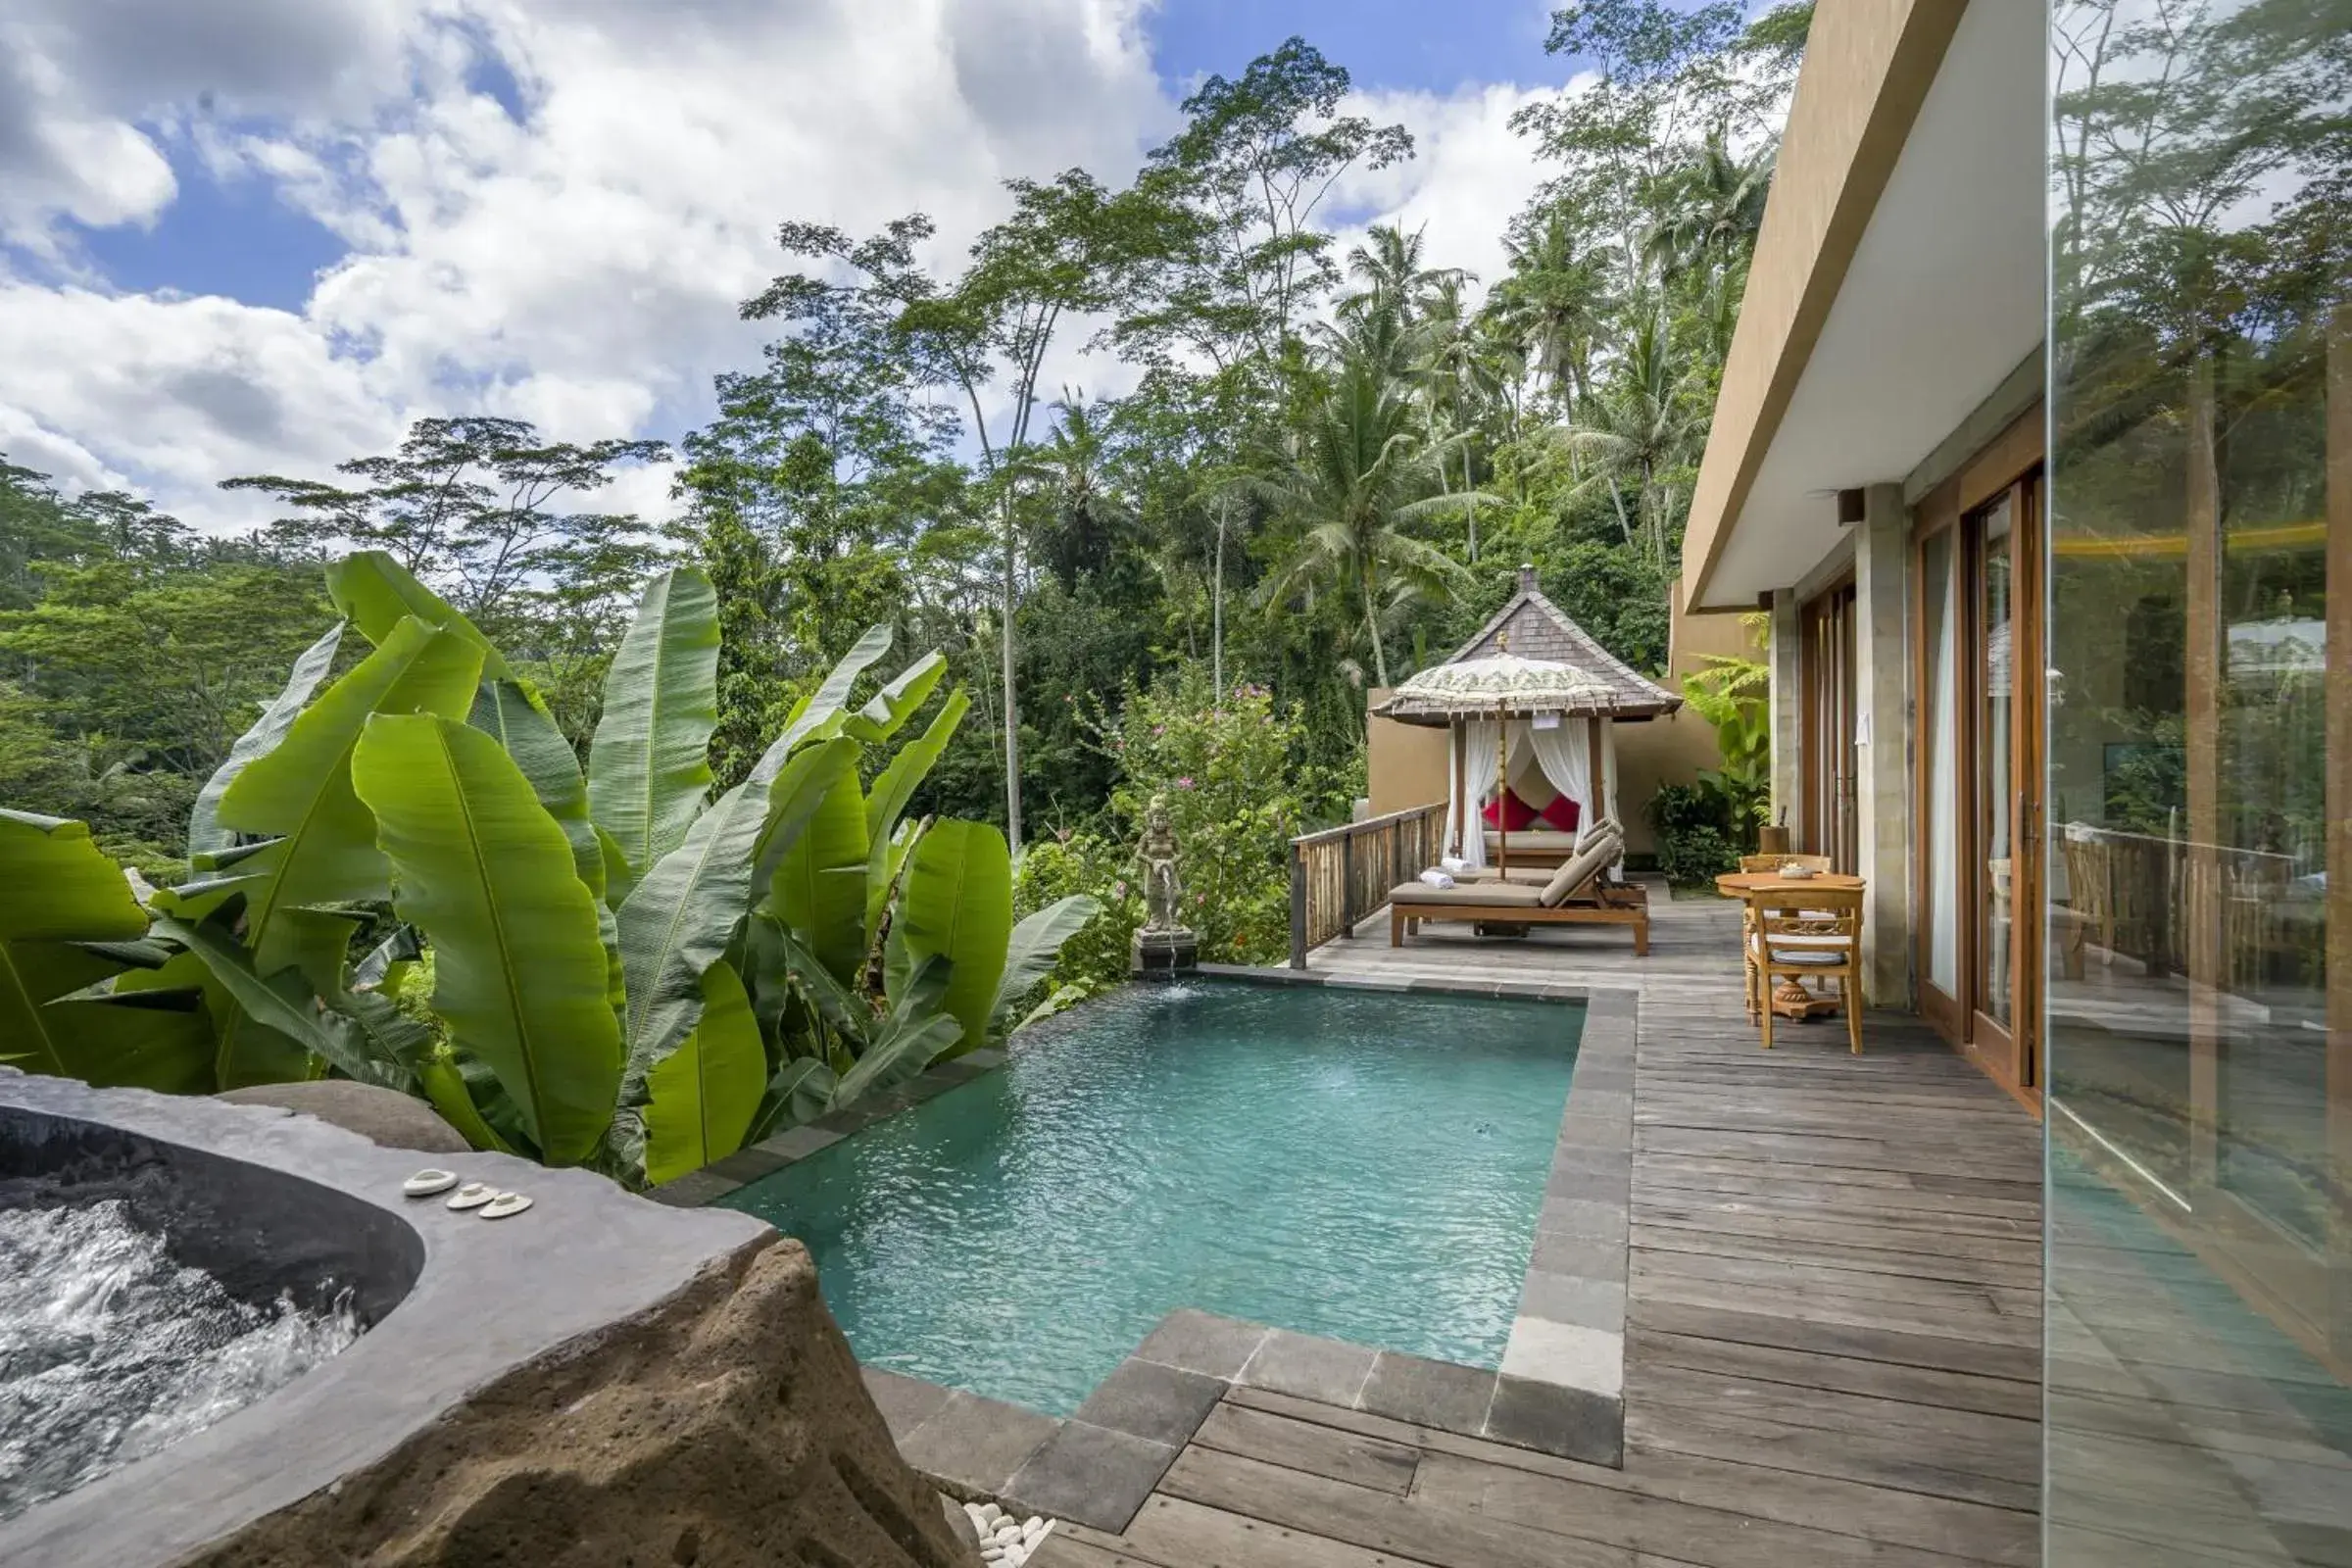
[977,1502,1004,1527]
[995,1522,1021,1543]
[1004,1549,1027,1568]
[981,1549,1004,1566]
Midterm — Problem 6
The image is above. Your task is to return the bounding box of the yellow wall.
[1365,582,1761,857]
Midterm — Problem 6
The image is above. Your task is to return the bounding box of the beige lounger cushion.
[1481,828,1579,855]
[1576,817,1623,855]
[1540,834,1619,907]
[1390,880,1545,908]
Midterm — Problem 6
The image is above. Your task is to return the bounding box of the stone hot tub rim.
[0,1067,779,1568]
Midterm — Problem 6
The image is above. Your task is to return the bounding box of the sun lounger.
[1390,831,1647,954]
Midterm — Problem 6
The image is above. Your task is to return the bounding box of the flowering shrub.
[1014,668,1344,987]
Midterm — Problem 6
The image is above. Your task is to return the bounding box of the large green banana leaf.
[642,959,764,1185]
[842,652,947,744]
[616,735,855,1104]
[351,713,623,1165]
[770,763,870,989]
[885,818,1010,1061]
[861,688,970,945]
[990,895,1102,1032]
[0,809,150,942]
[325,551,516,682]
[772,623,894,755]
[8,946,213,1092]
[834,954,958,1106]
[0,810,201,1086]
[188,620,346,860]
[587,567,720,876]
[215,618,484,941]
[150,914,401,1089]
[470,678,604,902]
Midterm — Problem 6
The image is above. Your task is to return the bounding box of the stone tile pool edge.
[650,967,1637,1532]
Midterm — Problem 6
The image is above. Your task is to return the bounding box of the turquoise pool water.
[722,980,1583,1415]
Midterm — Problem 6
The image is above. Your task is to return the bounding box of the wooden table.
[1715,870,1866,1020]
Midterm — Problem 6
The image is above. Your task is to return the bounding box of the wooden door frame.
[1799,575,1859,871]
[1912,487,1972,1045]
[1909,409,2046,1103]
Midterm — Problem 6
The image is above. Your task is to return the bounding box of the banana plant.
[3,550,1103,1188]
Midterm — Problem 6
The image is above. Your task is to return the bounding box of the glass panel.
[1980,497,2015,1030]
[2048,0,2348,1560]
[1923,529,1960,996]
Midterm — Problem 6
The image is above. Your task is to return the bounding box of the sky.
[0,0,1601,533]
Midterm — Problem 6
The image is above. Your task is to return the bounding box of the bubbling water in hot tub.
[0,1197,361,1522]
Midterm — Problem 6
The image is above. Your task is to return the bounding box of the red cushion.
[1482,790,1542,831]
[1538,795,1581,833]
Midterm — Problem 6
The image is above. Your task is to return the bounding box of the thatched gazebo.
[1373,564,1681,871]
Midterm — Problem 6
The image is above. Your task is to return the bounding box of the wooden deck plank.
[1057,886,2045,1566]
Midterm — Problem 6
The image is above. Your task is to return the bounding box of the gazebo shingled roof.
[1373,564,1683,723]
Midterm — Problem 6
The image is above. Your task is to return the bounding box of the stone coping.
[0,1070,767,1568]
[659,973,1638,1528]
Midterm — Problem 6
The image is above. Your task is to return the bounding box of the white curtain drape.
[1523,720,1592,830]
[1444,719,1501,869]
[1602,719,1623,871]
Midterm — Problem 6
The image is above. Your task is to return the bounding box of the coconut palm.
[1488,212,1613,409]
[1338,221,1471,336]
[1256,355,1480,688]
[1643,134,1774,282]
[1553,308,1709,566]
[1409,277,1505,563]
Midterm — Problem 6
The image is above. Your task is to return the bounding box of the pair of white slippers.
[401,1169,532,1218]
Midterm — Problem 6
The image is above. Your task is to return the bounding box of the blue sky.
[55,2,1570,320]
[0,0,1603,527]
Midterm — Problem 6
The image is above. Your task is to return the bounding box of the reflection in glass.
[1980,497,2015,1031]
[2047,0,2349,1561]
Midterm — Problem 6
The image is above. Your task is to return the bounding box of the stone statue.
[1138,793,1184,934]
[1130,793,1198,975]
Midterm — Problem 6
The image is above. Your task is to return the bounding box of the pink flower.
[1112,880,1127,900]
[1175,776,1195,790]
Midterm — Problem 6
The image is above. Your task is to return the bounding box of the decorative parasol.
[1382,651,1617,719]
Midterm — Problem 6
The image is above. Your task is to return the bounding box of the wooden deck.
[1034,884,2045,1567]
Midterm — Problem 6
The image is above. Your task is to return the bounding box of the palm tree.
[1257,355,1480,688]
[1025,394,1132,589]
[1338,221,1471,337]
[1488,213,1612,410]
[1553,309,1708,566]
[1409,277,1504,563]
[1643,135,1774,283]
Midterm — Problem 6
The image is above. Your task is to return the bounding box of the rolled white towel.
[1441,855,1470,874]
[1418,868,1456,890]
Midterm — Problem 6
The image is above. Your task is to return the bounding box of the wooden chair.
[1753,886,1864,1054]
[1736,855,1833,1015]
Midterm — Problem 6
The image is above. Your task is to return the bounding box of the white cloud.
[0,2,1570,534]
[1333,79,1582,305]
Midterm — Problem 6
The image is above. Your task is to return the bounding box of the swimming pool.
[721,979,1583,1415]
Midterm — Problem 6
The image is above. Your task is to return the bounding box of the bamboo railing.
[1289,802,1450,968]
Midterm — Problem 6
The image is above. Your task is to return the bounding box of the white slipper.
[445,1182,498,1210]
[478,1192,533,1219]
[402,1169,460,1198]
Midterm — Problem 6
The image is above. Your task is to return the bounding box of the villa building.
[1681,0,2348,1560]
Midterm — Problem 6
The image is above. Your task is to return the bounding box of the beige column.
[1768,587,1803,837]
[1854,483,1913,1005]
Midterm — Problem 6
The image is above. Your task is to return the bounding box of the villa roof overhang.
[1680,0,2046,613]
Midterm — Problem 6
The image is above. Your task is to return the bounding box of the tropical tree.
[1258,357,1480,688]
[1553,308,1708,564]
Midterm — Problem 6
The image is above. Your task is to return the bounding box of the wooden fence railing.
[2058,823,2303,986]
[1289,802,1450,968]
